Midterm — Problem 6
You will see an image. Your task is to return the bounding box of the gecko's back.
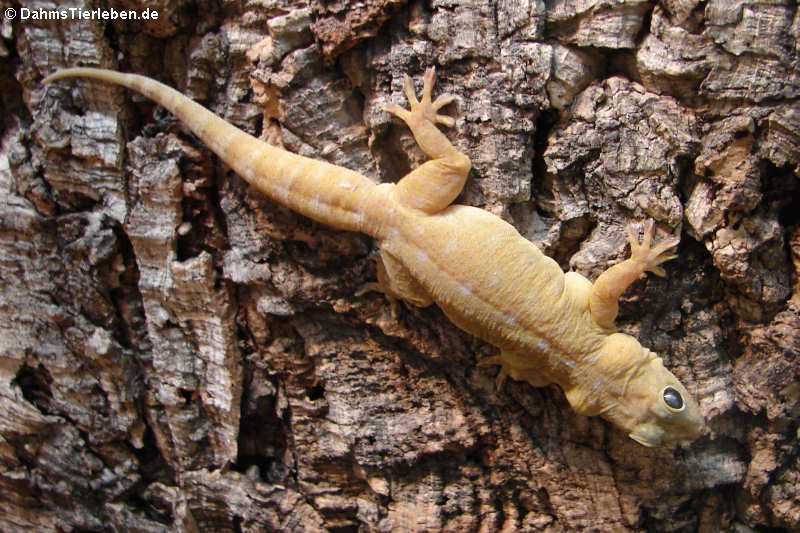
[381,203,606,384]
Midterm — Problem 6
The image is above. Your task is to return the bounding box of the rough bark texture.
[2,0,799,531]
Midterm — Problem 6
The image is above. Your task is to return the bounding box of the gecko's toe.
[383,103,410,121]
[355,281,381,297]
[652,237,680,256]
[403,74,419,105]
[432,93,455,110]
[477,355,501,367]
[495,366,509,389]
[422,66,437,95]
[478,356,510,390]
[436,115,456,128]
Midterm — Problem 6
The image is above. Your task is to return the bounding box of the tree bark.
[2,0,799,531]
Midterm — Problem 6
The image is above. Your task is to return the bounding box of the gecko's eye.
[662,386,684,411]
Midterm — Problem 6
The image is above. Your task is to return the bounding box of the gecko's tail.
[44,68,380,235]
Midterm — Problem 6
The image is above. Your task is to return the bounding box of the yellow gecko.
[44,67,704,447]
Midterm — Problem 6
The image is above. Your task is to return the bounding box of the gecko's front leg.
[589,220,680,329]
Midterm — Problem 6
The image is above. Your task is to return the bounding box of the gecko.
[44,66,704,447]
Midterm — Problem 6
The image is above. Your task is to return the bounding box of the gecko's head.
[596,334,705,447]
[625,360,704,447]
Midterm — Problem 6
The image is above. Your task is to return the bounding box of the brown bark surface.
[2,0,799,531]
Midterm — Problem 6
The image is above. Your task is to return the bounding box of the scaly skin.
[44,67,704,447]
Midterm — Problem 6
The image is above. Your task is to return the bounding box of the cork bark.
[2,0,799,531]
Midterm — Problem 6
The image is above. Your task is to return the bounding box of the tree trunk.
[2,0,799,531]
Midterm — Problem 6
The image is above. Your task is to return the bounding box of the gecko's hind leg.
[479,351,552,389]
[385,67,471,214]
[357,250,433,311]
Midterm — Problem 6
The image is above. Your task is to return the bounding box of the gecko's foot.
[478,356,509,389]
[356,282,401,317]
[384,67,456,129]
[627,219,680,277]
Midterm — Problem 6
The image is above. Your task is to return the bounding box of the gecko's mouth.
[628,420,670,447]
[629,417,705,447]
[628,430,660,447]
